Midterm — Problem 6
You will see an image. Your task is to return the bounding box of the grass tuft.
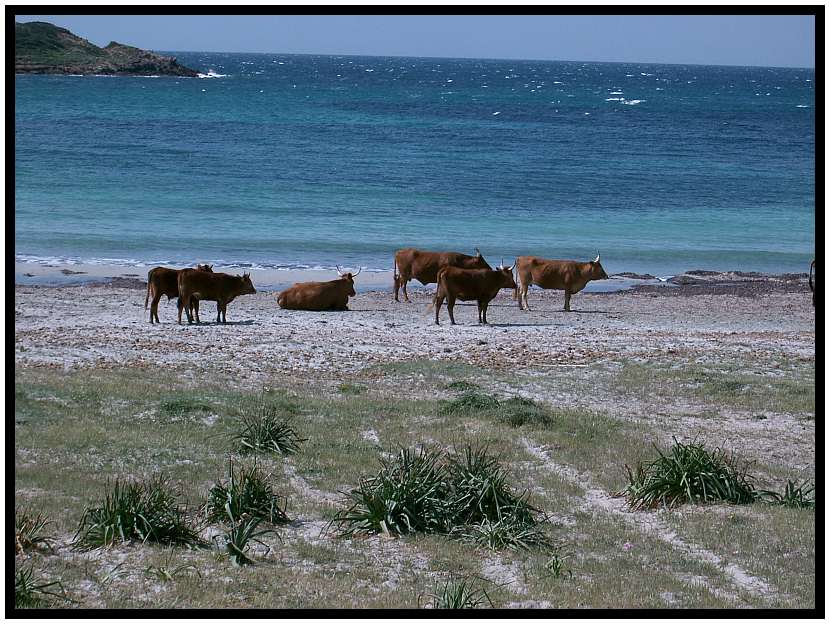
[445,380,480,392]
[338,383,366,396]
[159,397,212,418]
[217,511,277,566]
[757,480,815,509]
[620,437,757,510]
[441,392,552,427]
[333,445,551,552]
[205,458,290,525]
[15,564,68,608]
[441,391,499,414]
[15,508,53,555]
[232,400,307,455]
[423,576,494,609]
[72,475,203,550]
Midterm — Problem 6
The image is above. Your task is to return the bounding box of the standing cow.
[433,261,517,325]
[177,270,256,324]
[277,267,360,311]
[145,264,213,324]
[809,259,816,307]
[393,248,491,302]
[515,254,609,312]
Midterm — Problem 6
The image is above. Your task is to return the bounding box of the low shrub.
[159,397,212,418]
[757,480,815,509]
[620,437,757,509]
[232,400,307,455]
[422,576,494,609]
[15,565,67,608]
[205,458,290,525]
[15,509,53,555]
[440,391,499,414]
[73,475,202,550]
[333,445,551,552]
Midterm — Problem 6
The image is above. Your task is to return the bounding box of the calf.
[433,261,517,325]
[515,254,608,312]
[394,248,491,302]
[277,267,360,311]
[145,264,212,323]
[177,270,256,324]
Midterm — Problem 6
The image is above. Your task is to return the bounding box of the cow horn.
[336,265,344,276]
[354,266,363,276]
[475,247,481,256]
[510,261,516,271]
[594,253,600,263]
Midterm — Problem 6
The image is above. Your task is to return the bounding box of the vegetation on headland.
[15,21,199,77]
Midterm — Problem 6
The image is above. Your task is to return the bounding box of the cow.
[145,264,213,324]
[515,254,609,312]
[277,267,360,311]
[809,259,815,307]
[433,260,517,325]
[177,270,256,324]
[393,248,491,302]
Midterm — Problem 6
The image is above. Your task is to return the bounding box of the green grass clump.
[620,437,757,510]
[217,512,277,566]
[15,508,53,555]
[15,565,67,608]
[757,480,815,509]
[72,475,202,550]
[423,576,494,609]
[159,397,212,418]
[232,401,307,455]
[334,447,450,537]
[333,446,551,552]
[444,381,480,392]
[441,391,499,414]
[441,391,551,427]
[205,459,290,525]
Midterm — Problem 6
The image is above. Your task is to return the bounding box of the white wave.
[492,111,501,115]
[622,99,644,105]
[625,74,634,77]
[609,91,623,95]
[605,97,623,101]
[197,71,227,79]
[641,72,654,76]
[552,81,564,84]
[796,104,809,108]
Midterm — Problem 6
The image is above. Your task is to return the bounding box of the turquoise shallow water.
[14,53,816,277]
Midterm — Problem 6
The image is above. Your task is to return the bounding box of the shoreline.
[14,261,810,296]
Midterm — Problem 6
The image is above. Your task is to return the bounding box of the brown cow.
[145,264,213,323]
[433,261,517,325]
[394,248,491,302]
[177,270,256,324]
[277,267,360,311]
[515,254,609,312]
[809,259,815,307]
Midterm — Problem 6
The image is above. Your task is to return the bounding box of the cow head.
[196,264,214,272]
[497,259,518,290]
[590,254,609,280]
[336,266,361,297]
[470,247,492,270]
[239,272,257,294]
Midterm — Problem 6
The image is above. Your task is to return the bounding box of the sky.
[14,13,816,68]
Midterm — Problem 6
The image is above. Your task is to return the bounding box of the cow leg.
[222,303,228,323]
[151,294,162,323]
[447,296,457,325]
[393,275,400,302]
[402,279,411,303]
[564,290,572,312]
[521,283,531,311]
[482,302,489,325]
[477,301,484,324]
[434,294,445,325]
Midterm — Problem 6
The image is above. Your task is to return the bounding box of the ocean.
[14,53,816,280]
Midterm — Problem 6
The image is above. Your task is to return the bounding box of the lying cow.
[515,254,609,312]
[177,270,256,324]
[809,259,815,307]
[394,248,491,302]
[277,267,360,311]
[145,264,213,323]
[433,261,517,325]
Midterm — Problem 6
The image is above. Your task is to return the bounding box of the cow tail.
[277,292,285,308]
[144,274,152,309]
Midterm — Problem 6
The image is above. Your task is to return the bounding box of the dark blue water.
[15,53,815,277]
